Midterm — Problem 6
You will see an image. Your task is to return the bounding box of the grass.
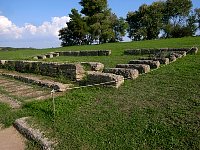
[0,36,199,149]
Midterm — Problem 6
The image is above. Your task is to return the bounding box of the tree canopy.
[59,0,199,46]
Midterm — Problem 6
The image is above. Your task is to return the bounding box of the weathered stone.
[98,50,111,56]
[51,53,59,57]
[124,49,141,55]
[141,49,151,55]
[189,47,198,54]
[87,50,99,56]
[129,60,160,69]
[87,71,124,88]
[116,64,150,74]
[0,60,85,81]
[33,56,38,60]
[104,68,139,79]
[169,55,177,62]
[14,117,55,150]
[45,54,54,58]
[37,55,46,59]
[173,51,187,57]
[171,52,183,58]
[139,57,170,65]
[81,62,104,71]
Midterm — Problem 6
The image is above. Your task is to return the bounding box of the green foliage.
[127,0,198,40]
[127,2,165,41]
[59,9,88,46]
[195,8,200,29]
[59,0,127,46]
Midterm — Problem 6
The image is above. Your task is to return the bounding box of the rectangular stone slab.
[129,60,160,69]
[139,57,170,65]
[104,68,139,79]
[116,64,150,74]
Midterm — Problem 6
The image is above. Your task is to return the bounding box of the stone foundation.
[124,48,192,55]
[14,117,55,150]
[104,68,139,79]
[139,58,170,65]
[129,60,160,69]
[34,50,111,59]
[0,60,85,81]
[116,64,150,74]
[86,71,124,88]
[81,62,104,71]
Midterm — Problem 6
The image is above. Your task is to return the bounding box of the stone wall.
[34,50,111,60]
[81,62,104,71]
[0,60,85,81]
[116,64,150,74]
[104,68,139,79]
[124,47,197,55]
[86,71,124,88]
[129,60,160,69]
[139,58,170,65]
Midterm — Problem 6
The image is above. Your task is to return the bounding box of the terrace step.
[128,60,160,69]
[116,64,150,74]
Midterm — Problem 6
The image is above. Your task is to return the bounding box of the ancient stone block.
[87,50,99,56]
[129,60,160,69]
[98,50,111,56]
[116,64,150,74]
[45,54,53,58]
[189,47,198,54]
[104,68,139,79]
[33,56,38,60]
[139,57,170,65]
[141,49,151,55]
[51,53,59,57]
[87,71,124,88]
[37,55,46,59]
[81,62,104,71]
[169,55,177,62]
[124,49,141,55]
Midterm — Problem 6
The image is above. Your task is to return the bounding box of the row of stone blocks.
[0,60,125,88]
[0,60,85,81]
[104,48,191,79]
[124,47,198,55]
[34,50,112,60]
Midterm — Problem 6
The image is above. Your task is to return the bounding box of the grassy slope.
[0,37,199,149]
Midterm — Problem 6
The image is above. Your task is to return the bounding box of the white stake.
[51,89,56,119]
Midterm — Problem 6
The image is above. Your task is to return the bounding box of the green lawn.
[0,37,200,149]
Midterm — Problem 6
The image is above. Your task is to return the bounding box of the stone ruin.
[34,50,112,60]
[0,47,198,90]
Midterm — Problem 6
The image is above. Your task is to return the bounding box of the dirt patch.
[0,126,25,150]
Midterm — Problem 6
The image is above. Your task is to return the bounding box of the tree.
[59,9,88,46]
[112,17,128,42]
[195,8,200,29]
[126,2,164,41]
[79,0,107,17]
[162,0,193,37]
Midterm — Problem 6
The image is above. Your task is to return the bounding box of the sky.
[0,0,200,48]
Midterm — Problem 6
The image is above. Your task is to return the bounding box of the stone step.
[129,60,160,69]
[103,68,139,79]
[139,58,170,65]
[116,64,150,74]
